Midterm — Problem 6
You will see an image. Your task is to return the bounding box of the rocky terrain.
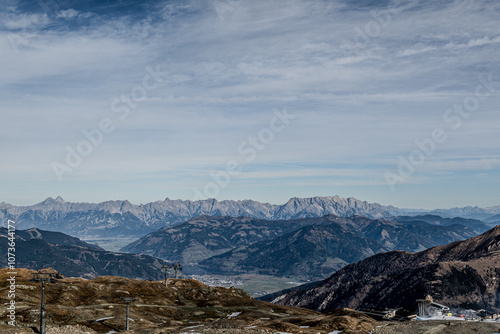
[265,225,500,313]
[2,269,499,333]
[0,268,378,334]
[371,321,500,334]
[0,229,164,279]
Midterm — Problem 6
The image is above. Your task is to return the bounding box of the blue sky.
[1,0,499,209]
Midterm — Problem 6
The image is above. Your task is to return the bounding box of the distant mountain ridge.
[1,196,498,238]
[393,214,490,235]
[429,206,500,220]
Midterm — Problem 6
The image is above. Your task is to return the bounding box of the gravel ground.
[45,325,97,334]
[3,321,500,334]
[371,320,500,334]
[0,325,97,334]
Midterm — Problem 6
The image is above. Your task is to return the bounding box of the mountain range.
[122,214,488,280]
[1,196,499,239]
[264,225,500,312]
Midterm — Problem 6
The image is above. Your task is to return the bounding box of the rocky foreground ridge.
[0,268,377,334]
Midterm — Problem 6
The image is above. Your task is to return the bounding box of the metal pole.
[164,267,168,287]
[30,272,57,334]
[126,301,129,331]
[120,297,135,331]
[40,280,46,334]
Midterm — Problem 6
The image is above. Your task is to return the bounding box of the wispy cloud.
[1,0,499,208]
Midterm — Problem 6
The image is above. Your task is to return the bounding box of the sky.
[1,0,499,209]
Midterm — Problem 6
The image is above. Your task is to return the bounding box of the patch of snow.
[417,315,465,321]
[271,294,286,303]
[229,312,241,317]
[484,319,500,323]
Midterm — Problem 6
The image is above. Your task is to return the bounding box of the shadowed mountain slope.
[264,225,500,312]
[0,229,164,279]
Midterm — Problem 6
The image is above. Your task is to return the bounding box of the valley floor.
[189,274,307,297]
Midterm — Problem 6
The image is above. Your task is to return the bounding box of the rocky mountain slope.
[123,214,483,280]
[265,225,500,312]
[0,268,378,334]
[349,216,483,251]
[120,215,330,263]
[199,222,389,280]
[0,228,164,279]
